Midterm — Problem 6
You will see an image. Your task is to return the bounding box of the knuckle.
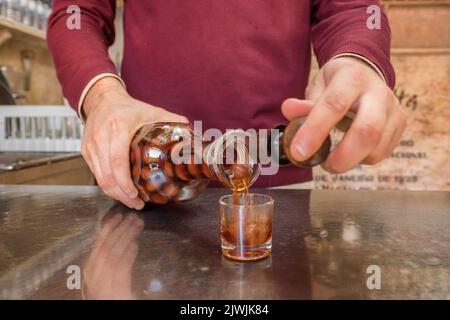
[354,121,383,143]
[322,94,348,114]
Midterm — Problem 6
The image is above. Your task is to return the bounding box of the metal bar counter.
[0,185,449,299]
[0,152,80,172]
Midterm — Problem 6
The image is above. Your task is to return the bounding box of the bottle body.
[130,122,210,204]
[130,122,260,204]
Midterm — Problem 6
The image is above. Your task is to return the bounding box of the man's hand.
[281,57,406,173]
[82,77,188,209]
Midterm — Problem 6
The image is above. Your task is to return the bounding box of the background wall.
[0,23,63,105]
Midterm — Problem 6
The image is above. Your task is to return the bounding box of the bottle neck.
[267,124,291,166]
[187,116,337,188]
[204,130,261,192]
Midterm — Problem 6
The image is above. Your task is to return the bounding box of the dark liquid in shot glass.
[220,176,273,261]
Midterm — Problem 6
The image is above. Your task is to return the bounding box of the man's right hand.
[82,77,188,210]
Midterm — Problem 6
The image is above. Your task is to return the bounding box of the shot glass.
[219,193,274,261]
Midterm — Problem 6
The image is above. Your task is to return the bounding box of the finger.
[382,126,402,159]
[362,107,406,165]
[386,111,407,155]
[87,143,106,189]
[93,129,129,199]
[89,128,143,209]
[109,126,145,210]
[322,93,387,173]
[290,70,363,162]
[88,143,140,209]
[281,98,314,121]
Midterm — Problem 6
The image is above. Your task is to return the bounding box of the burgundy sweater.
[47,0,394,187]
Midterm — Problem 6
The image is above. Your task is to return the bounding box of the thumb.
[281,98,315,121]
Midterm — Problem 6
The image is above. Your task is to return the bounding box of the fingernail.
[135,203,145,211]
[295,141,308,159]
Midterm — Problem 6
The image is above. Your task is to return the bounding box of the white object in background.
[3,0,20,21]
[0,105,84,152]
[33,0,43,30]
[20,0,35,26]
[0,0,6,17]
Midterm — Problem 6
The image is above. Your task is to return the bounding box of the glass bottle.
[129,116,351,204]
[130,122,259,204]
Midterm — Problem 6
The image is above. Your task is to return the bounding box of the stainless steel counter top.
[0,185,449,299]
[0,152,80,171]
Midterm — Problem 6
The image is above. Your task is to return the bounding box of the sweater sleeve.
[47,0,118,111]
[311,0,395,88]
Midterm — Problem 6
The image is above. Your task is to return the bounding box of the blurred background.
[0,0,448,190]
